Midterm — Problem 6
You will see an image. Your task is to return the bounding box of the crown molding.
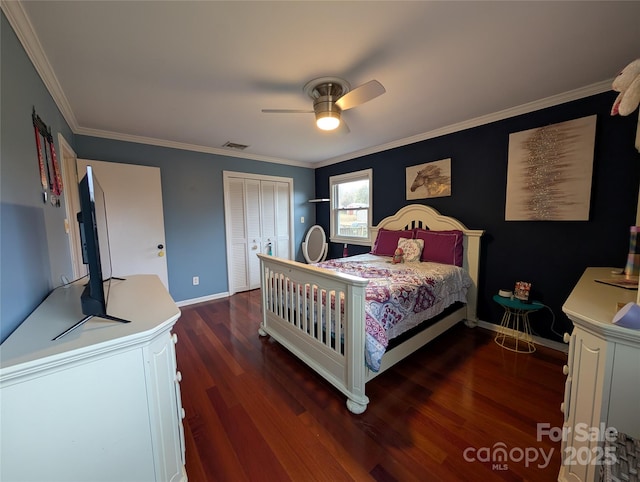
[3,0,614,170]
[74,126,310,168]
[314,80,613,168]
[1,0,78,131]
[2,0,303,168]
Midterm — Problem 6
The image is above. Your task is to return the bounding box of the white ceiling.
[7,1,640,167]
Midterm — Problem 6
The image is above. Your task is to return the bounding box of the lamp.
[316,111,340,130]
[314,98,341,131]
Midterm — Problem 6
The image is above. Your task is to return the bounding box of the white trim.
[175,292,229,307]
[329,168,373,245]
[74,127,310,168]
[58,133,85,279]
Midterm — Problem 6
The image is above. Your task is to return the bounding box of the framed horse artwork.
[405,158,452,200]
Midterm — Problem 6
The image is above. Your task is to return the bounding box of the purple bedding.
[315,254,472,371]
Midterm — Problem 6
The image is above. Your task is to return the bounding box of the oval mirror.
[302,225,327,263]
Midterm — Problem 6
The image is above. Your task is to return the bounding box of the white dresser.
[560,267,640,482]
[0,275,187,482]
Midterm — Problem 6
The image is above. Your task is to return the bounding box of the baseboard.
[476,319,569,353]
[176,291,230,307]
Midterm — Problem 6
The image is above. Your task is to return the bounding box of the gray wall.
[1,12,75,342]
[0,11,315,342]
[74,136,316,302]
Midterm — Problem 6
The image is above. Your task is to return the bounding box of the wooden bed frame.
[257,204,484,414]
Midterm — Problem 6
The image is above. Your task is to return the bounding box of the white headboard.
[371,204,484,322]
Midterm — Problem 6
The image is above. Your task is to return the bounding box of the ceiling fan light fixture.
[316,111,340,130]
[314,96,342,131]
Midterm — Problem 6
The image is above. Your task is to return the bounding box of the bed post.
[462,229,484,327]
[344,282,370,414]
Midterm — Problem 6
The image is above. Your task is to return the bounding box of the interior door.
[76,159,169,289]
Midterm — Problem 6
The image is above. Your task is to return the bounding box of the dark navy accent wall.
[315,93,640,342]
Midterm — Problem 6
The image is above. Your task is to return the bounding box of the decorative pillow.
[414,228,464,266]
[397,237,424,262]
[371,228,414,256]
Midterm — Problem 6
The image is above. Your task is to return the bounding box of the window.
[329,169,372,245]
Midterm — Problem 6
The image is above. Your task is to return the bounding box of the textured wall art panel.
[505,115,597,221]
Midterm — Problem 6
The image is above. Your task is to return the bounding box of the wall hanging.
[505,115,596,221]
[32,107,63,206]
[405,158,451,200]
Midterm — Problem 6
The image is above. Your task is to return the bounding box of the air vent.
[222,141,249,151]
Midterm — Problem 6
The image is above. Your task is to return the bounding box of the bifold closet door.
[227,177,250,293]
[260,181,290,259]
[224,173,292,295]
[246,179,262,290]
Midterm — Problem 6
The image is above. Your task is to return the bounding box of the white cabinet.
[144,330,187,482]
[560,267,640,482]
[0,275,186,482]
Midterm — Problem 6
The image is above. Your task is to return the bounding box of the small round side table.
[493,294,544,353]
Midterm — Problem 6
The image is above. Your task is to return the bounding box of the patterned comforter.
[315,253,472,372]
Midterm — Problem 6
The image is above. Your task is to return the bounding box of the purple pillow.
[414,228,464,266]
[371,228,414,256]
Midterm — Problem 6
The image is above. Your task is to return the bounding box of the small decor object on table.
[514,281,531,301]
[493,294,544,353]
[624,226,640,277]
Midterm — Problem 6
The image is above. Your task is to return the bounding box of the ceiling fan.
[262,77,385,131]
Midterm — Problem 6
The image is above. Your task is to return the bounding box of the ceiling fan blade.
[335,80,385,111]
[262,109,313,114]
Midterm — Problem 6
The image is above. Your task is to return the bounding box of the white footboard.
[257,253,371,413]
[257,204,484,414]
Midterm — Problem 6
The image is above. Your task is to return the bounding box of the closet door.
[246,180,262,290]
[224,172,293,295]
[261,181,277,256]
[275,182,291,258]
[226,178,249,293]
[260,181,291,259]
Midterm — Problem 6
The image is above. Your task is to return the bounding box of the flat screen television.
[53,166,130,340]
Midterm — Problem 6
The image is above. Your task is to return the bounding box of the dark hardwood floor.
[174,289,568,481]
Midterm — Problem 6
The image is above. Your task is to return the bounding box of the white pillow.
[397,237,424,263]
